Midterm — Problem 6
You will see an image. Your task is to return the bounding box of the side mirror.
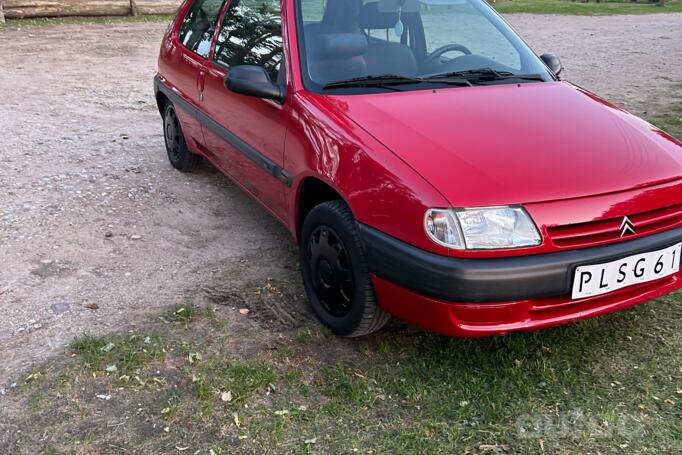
[225,65,284,102]
[540,53,563,77]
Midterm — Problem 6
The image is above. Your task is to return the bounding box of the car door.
[164,0,226,151]
[200,0,288,221]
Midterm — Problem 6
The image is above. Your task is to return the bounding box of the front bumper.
[360,224,682,337]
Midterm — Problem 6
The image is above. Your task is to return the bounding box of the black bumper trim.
[359,224,682,303]
[154,76,292,187]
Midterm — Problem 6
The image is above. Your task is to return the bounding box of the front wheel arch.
[296,177,347,240]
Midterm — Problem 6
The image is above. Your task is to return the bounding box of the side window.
[179,0,225,58]
[214,0,283,82]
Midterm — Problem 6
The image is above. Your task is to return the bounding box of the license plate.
[572,243,681,299]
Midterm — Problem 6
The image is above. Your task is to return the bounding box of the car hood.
[323,82,682,207]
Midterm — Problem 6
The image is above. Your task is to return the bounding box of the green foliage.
[649,104,682,140]
[493,0,682,15]
[11,293,682,453]
[191,359,277,402]
[162,302,197,324]
[70,332,164,376]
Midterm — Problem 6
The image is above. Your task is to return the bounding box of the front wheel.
[300,201,390,337]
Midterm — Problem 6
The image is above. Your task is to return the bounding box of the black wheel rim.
[307,226,354,317]
[164,107,182,163]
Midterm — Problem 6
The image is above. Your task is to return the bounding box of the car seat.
[304,0,368,84]
[359,2,419,76]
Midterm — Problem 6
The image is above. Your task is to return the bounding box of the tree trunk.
[129,0,137,16]
[0,1,5,24]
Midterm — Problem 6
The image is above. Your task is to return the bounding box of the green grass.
[297,300,681,453]
[70,331,165,381]
[5,290,681,453]
[493,0,682,15]
[0,14,171,29]
[649,104,682,140]
[191,358,277,402]
[256,298,680,453]
[162,302,198,324]
[295,324,326,345]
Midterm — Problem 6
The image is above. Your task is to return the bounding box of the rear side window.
[179,0,226,58]
[213,0,283,81]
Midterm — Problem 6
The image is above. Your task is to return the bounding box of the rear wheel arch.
[156,91,170,116]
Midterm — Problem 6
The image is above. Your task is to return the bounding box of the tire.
[162,102,201,172]
[300,200,390,337]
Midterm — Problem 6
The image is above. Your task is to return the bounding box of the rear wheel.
[163,102,201,172]
[300,201,390,337]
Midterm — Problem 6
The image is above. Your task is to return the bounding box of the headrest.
[359,2,398,30]
[322,0,363,32]
[359,1,421,30]
[307,33,368,59]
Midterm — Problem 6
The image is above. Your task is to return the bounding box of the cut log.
[136,0,179,15]
[4,1,130,18]
[2,0,181,18]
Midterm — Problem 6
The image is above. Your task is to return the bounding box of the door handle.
[198,70,206,102]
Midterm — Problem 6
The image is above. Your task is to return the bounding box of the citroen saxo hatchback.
[155,0,682,337]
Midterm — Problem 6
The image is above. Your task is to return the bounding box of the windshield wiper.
[323,74,420,90]
[426,68,546,83]
[323,74,471,90]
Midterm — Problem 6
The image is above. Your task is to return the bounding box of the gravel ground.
[0,13,681,386]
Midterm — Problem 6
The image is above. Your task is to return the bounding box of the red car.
[155,0,682,337]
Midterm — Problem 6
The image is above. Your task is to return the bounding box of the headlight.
[425,206,541,250]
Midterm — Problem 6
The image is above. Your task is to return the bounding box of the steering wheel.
[421,44,473,70]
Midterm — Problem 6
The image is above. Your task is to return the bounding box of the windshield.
[296,0,554,93]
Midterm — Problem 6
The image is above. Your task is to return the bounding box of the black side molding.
[359,223,682,303]
[154,76,292,187]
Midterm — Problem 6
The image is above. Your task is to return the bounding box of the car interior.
[304,0,424,83]
[302,0,527,86]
